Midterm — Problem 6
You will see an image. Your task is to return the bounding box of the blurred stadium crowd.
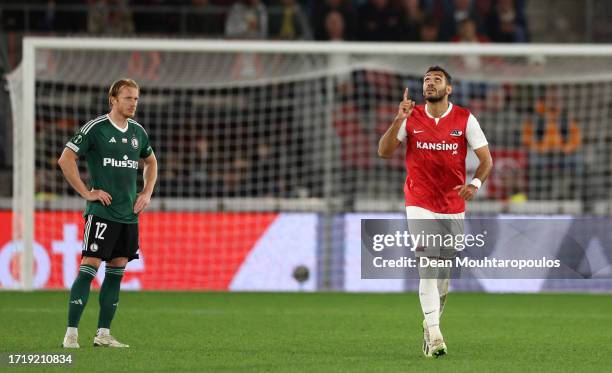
[1,0,529,43]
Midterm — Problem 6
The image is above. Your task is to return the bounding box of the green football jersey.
[65,114,154,224]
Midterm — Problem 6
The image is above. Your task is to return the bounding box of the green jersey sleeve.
[140,133,153,159]
[66,115,107,155]
[66,129,93,155]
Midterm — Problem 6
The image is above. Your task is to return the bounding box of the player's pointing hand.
[397,88,416,120]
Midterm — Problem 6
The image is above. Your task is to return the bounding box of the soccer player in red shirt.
[378,66,493,357]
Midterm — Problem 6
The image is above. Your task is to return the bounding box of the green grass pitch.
[1,291,610,372]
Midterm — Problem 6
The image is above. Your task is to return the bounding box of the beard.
[423,89,446,103]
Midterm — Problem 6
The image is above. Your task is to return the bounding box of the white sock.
[97,328,110,336]
[66,327,78,336]
[419,278,441,339]
[438,277,450,317]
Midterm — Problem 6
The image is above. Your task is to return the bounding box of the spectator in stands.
[225,0,268,39]
[157,152,185,197]
[268,0,312,40]
[451,17,490,42]
[398,0,425,41]
[37,0,57,32]
[419,17,441,41]
[87,0,109,34]
[474,0,493,22]
[112,0,135,34]
[324,11,354,96]
[451,18,490,70]
[189,136,214,197]
[250,141,281,196]
[497,158,528,204]
[485,0,528,42]
[357,0,401,41]
[477,84,527,202]
[225,0,268,80]
[224,155,252,196]
[186,0,224,37]
[438,0,480,41]
[35,118,81,200]
[323,11,347,41]
[312,0,356,41]
[333,103,373,210]
[87,0,134,35]
[522,86,583,199]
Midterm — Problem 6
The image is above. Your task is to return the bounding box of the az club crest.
[90,243,99,252]
[450,129,463,137]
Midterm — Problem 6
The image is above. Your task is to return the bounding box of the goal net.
[6,39,612,291]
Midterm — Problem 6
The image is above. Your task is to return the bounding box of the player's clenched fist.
[397,88,416,120]
[453,184,478,201]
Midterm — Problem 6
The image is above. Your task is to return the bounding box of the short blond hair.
[108,78,139,108]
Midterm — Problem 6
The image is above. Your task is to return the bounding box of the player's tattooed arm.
[454,145,493,201]
[58,148,112,206]
[134,152,157,214]
[378,88,415,158]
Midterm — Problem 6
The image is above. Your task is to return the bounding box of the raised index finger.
[403,88,409,101]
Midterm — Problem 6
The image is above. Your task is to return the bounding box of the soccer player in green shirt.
[58,78,158,348]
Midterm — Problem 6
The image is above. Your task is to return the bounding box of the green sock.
[67,264,97,328]
[97,266,125,329]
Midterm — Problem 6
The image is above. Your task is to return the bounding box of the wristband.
[470,178,482,190]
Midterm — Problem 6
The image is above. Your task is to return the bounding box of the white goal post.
[9,37,612,290]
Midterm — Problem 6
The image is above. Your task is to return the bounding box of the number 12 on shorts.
[95,222,107,240]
